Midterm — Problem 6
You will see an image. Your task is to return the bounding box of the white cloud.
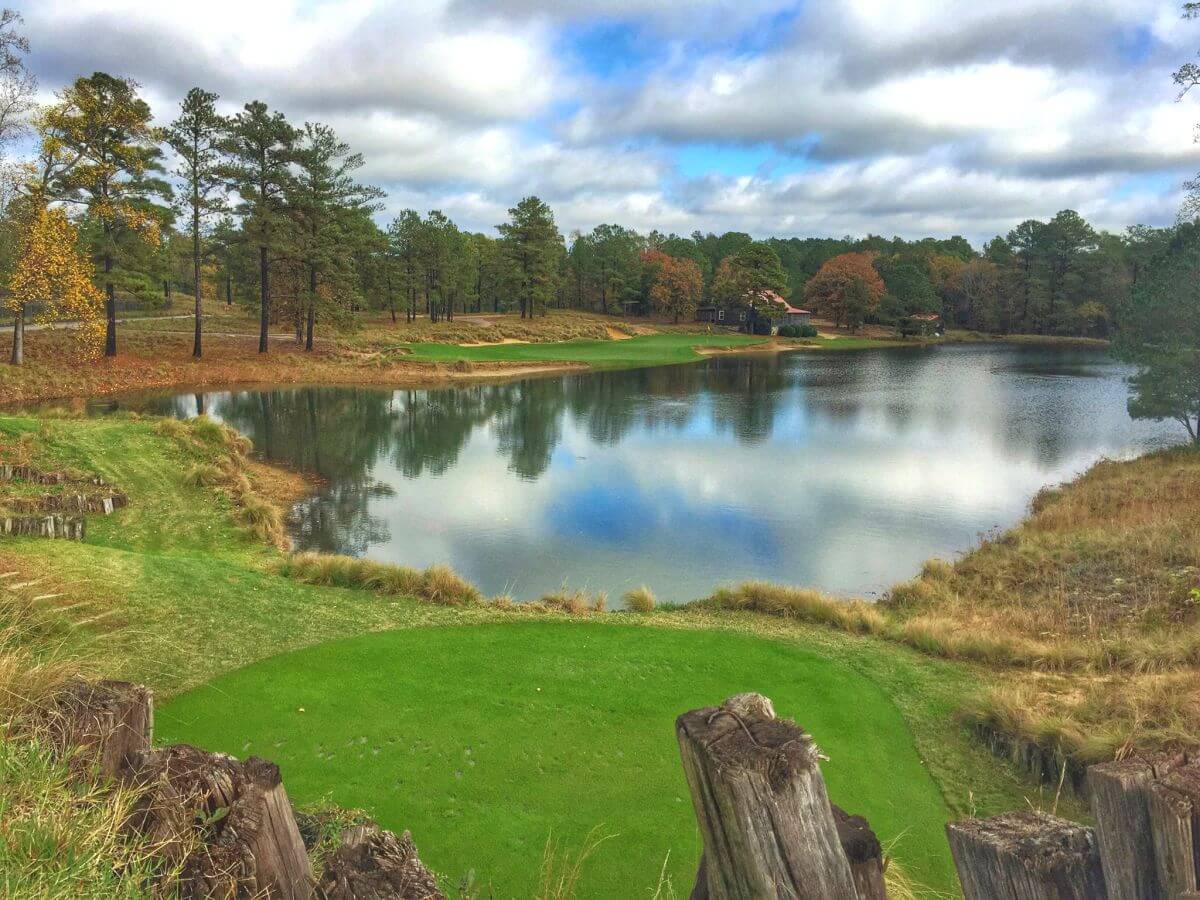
[13,0,1199,241]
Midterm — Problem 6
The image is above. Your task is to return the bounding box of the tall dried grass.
[0,738,176,899]
[277,552,482,606]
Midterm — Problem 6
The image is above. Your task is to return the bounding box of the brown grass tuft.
[623,585,656,613]
[277,552,481,607]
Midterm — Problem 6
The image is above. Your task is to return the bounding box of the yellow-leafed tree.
[6,203,105,365]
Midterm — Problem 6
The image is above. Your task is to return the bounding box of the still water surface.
[126,345,1180,601]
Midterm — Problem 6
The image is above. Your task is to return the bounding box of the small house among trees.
[696,290,811,333]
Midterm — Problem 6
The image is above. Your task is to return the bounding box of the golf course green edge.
[157,620,957,897]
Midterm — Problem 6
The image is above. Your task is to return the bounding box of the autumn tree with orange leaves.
[803,251,885,330]
[36,72,170,357]
[643,250,702,323]
[6,200,105,364]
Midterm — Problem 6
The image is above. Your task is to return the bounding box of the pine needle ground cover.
[157,622,956,897]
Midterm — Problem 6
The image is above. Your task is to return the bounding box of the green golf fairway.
[158,622,955,896]
[400,332,766,367]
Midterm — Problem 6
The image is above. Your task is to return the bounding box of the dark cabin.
[696,291,812,333]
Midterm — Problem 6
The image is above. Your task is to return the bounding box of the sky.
[15,0,1200,246]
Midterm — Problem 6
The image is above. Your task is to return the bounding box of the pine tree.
[219,101,297,353]
[289,122,382,349]
[164,87,225,358]
[499,197,562,319]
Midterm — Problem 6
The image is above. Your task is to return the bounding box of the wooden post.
[230,757,314,900]
[1148,780,1198,899]
[1089,759,1162,899]
[676,693,858,899]
[1149,761,1200,900]
[128,744,314,899]
[946,810,1107,900]
[318,824,444,899]
[833,805,888,900]
[42,679,153,779]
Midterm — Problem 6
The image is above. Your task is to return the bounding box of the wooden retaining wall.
[973,720,1090,795]
[1,513,85,540]
[1,463,127,541]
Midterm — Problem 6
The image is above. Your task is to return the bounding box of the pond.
[116,344,1180,602]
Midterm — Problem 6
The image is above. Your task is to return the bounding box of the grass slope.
[157,622,955,897]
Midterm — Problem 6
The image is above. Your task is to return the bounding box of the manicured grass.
[399,332,768,368]
[157,621,956,897]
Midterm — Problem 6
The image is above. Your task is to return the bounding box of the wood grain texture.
[677,693,857,899]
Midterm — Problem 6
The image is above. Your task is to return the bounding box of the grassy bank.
[0,411,1048,896]
[701,446,1200,767]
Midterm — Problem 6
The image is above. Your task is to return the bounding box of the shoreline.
[0,320,1109,408]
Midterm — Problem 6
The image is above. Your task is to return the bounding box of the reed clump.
[706,582,886,635]
[623,585,656,613]
[158,416,290,549]
[539,586,607,616]
[277,552,482,607]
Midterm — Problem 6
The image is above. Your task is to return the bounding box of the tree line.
[0,7,1189,385]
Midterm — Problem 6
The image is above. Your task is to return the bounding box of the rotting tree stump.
[946,810,1107,900]
[41,679,153,779]
[318,823,444,900]
[676,692,859,899]
[125,744,313,899]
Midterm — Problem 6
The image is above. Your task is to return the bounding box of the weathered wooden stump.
[676,693,859,899]
[1088,759,1162,900]
[127,744,313,899]
[41,679,153,779]
[946,810,1107,900]
[317,824,444,899]
[1149,760,1200,899]
[833,805,887,900]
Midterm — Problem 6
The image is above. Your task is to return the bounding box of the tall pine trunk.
[9,302,23,366]
[192,205,202,358]
[104,254,116,357]
[226,274,232,306]
[258,245,269,354]
[306,266,316,351]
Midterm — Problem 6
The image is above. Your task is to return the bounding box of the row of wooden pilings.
[36,681,1200,899]
[676,693,1200,899]
[0,464,128,541]
[1,512,86,539]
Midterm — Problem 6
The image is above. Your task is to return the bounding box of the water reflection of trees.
[154,346,1134,557]
[213,388,402,552]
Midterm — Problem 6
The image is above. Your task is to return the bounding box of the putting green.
[158,622,955,896]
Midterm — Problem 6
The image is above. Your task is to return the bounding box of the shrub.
[183,463,223,488]
[777,324,818,338]
[623,585,656,613]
